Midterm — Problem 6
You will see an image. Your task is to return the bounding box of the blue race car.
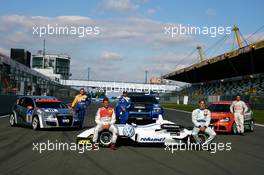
[116,93,164,124]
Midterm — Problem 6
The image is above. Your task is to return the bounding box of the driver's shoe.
[110,143,117,150]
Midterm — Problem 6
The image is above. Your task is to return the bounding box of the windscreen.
[36,102,67,109]
[208,104,230,112]
[130,96,158,104]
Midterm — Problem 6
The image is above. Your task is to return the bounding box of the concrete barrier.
[0,95,17,115]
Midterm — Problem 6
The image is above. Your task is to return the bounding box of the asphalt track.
[0,103,263,175]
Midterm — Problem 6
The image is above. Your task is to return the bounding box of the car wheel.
[232,123,238,134]
[99,130,112,147]
[198,133,208,144]
[249,120,254,132]
[9,113,16,126]
[32,116,40,130]
[190,133,208,144]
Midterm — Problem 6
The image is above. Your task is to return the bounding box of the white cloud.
[100,51,123,61]
[0,15,195,47]
[0,15,201,82]
[0,47,9,56]
[102,0,138,12]
[142,51,198,76]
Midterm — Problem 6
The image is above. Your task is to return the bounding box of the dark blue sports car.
[126,93,164,123]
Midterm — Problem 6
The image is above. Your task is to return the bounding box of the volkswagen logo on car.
[122,125,135,137]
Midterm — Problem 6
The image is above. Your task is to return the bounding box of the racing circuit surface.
[0,103,263,175]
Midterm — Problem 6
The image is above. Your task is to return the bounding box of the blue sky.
[0,0,263,82]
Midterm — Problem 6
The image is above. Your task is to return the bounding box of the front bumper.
[210,119,253,132]
[40,114,80,128]
[210,122,232,132]
[128,111,160,121]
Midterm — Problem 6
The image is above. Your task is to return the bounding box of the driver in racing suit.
[230,95,248,136]
[71,88,91,129]
[92,98,118,150]
[116,91,131,124]
[192,100,216,145]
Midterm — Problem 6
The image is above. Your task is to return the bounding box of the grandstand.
[182,74,264,96]
[161,25,264,107]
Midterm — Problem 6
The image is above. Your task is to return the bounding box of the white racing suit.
[230,100,248,133]
[192,108,216,145]
[92,107,118,144]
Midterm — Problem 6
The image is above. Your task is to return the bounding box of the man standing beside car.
[72,88,91,129]
[230,95,248,136]
[192,100,216,145]
[117,91,131,124]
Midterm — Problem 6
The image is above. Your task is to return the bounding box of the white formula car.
[76,115,208,146]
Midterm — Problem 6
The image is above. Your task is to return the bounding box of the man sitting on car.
[92,98,118,150]
[192,99,216,145]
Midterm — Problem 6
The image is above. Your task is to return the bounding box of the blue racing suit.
[116,96,131,124]
[72,94,91,129]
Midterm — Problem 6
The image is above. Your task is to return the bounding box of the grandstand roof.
[162,40,264,83]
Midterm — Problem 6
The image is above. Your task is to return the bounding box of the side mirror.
[27,106,33,110]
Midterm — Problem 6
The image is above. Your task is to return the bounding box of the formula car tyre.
[197,133,209,144]
[99,130,112,147]
[190,133,209,144]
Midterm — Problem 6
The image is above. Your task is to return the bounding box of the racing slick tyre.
[190,133,209,144]
[232,123,238,135]
[32,116,40,130]
[99,130,112,147]
[9,112,17,127]
[197,133,209,144]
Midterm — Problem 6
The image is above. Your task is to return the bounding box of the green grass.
[161,103,264,124]
[252,110,264,124]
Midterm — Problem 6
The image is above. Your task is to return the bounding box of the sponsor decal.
[140,137,166,142]
[26,110,33,123]
[78,140,91,144]
[43,108,58,113]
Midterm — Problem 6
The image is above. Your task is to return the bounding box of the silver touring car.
[9,96,80,130]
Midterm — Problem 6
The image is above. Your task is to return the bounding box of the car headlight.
[43,113,56,118]
[220,117,230,122]
[153,108,161,113]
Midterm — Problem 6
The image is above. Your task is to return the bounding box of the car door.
[20,98,35,125]
[15,97,27,124]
